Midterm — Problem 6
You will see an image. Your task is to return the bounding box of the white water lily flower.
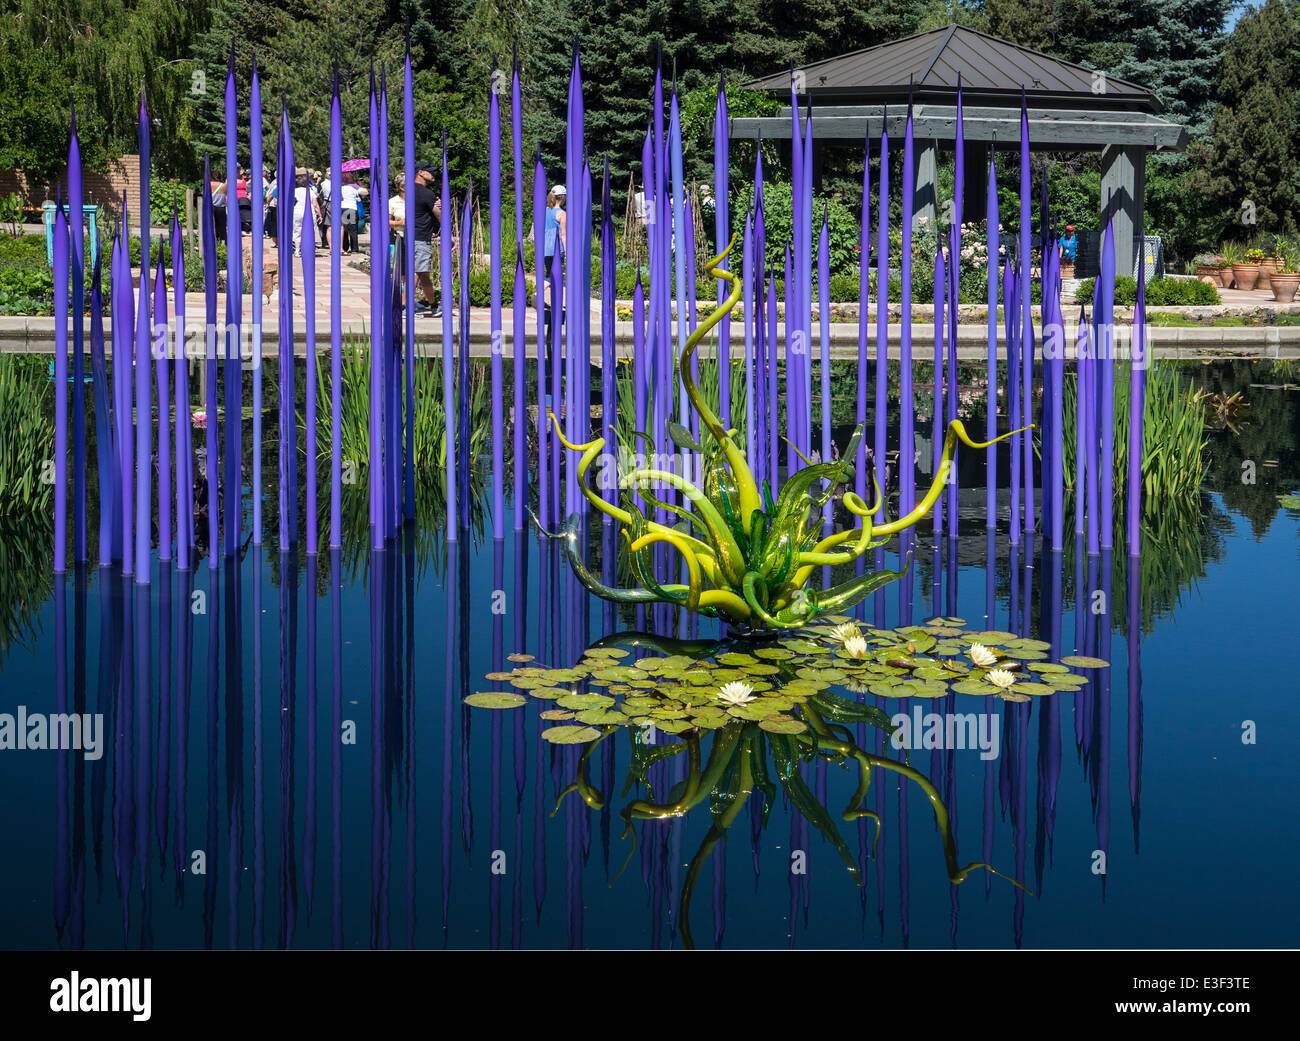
[843,635,869,659]
[716,681,757,706]
[987,668,1017,690]
[830,622,861,644]
[969,642,998,668]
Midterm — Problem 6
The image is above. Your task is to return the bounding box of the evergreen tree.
[1111,0,1232,138]
[1190,0,1300,240]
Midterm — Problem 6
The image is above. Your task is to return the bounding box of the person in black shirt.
[411,163,442,317]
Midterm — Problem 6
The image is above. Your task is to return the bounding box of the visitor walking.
[543,184,566,343]
[410,163,442,318]
[292,168,321,256]
[340,172,367,255]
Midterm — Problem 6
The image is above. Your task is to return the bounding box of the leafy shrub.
[453,267,535,308]
[730,180,860,277]
[1073,276,1220,306]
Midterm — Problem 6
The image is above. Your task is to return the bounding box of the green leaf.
[464,692,528,709]
[1059,655,1110,668]
[540,725,602,745]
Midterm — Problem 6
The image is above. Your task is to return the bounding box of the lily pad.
[759,715,808,735]
[506,653,535,663]
[556,693,615,711]
[464,691,528,709]
[540,725,601,745]
[1059,655,1110,669]
[539,709,575,721]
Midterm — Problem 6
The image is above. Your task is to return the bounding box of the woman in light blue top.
[543,184,567,366]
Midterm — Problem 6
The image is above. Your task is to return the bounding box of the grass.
[0,353,54,516]
[1062,361,1209,514]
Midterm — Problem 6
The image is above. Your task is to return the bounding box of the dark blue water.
[1,368,1297,949]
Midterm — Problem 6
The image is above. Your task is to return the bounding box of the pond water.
[0,359,1297,949]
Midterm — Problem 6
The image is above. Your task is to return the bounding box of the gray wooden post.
[1100,144,1146,277]
[915,139,938,229]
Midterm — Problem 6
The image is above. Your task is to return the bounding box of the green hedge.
[1073,275,1220,306]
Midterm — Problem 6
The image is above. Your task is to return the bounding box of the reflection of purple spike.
[856,131,870,505]
[1097,549,1113,901]
[54,193,69,573]
[489,62,504,538]
[329,548,343,946]
[153,246,170,563]
[329,65,343,548]
[1126,554,1143,848]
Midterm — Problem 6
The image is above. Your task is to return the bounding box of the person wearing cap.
[410,162,443,318]
[543,185,567,342]
[1059,225,1078,262]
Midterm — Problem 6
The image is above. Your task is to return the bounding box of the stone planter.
[1269,272,1300,303]
[1231,263,1261,291]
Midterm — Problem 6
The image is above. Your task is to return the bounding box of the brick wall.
[0,154,142,221]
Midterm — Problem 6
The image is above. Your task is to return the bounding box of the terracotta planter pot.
[1261,256,1282,275]
[1195,264,1217,281]
[1060,261,1075,279]
[1215,267,1234,288]
[1269,272,1300,303]
[1231,263,1261,290]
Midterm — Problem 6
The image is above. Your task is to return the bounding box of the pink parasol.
[341,157,370,173]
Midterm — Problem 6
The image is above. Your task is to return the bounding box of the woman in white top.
[292,168,321,256]
[339,173,368,254]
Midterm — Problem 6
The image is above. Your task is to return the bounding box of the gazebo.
[734,24,1188,277]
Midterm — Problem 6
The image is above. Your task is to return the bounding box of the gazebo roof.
[745,24,1162,114]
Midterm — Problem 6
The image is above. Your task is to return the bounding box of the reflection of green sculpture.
[546,236,1025,630]
[473,616,1109,946]
[548,630,1034,949]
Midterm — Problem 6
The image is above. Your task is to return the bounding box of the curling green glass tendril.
[541,234,1030,630]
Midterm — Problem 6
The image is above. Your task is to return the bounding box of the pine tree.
[1190,0,1300,240]
[1111,0,1232,138]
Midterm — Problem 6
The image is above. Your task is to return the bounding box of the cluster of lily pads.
[467,614,1109,746]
